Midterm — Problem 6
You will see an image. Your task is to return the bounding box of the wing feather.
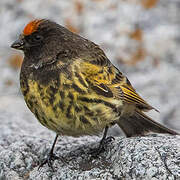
[79,52,157,112]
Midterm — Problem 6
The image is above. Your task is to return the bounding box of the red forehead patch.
[23,19,44,36]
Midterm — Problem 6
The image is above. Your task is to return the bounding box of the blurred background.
[0,0,180,138]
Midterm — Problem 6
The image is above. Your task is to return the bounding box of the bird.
[11,19,179,169]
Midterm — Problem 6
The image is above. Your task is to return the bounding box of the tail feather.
[117,110,179,137]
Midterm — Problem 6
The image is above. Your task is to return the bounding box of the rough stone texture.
[0,0,180,131]
[0,96,180,180]
[0,133,180,180]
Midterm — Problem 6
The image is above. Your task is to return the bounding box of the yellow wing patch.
[80,59,157,112]
[120,85,147,105]
[119,83,158,112]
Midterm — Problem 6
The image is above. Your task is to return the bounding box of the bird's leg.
[39,134,59,170]
[91,126,115,157]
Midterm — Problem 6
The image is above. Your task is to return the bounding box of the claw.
[102,136,115,145]
[90,136,115,158]
[38,152,59,171]
[38,134,59,170]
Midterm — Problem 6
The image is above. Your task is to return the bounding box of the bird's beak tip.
[11,39,24,50]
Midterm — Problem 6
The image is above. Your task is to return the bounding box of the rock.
[0,134,179,180]
[0,95,179,179]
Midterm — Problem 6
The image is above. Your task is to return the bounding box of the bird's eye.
[33,34,43,42]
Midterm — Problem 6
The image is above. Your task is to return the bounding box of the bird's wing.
[80,54,157,112]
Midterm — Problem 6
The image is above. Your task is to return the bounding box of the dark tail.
[117,110,179,137]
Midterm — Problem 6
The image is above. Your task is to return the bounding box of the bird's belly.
[21,79,120,136]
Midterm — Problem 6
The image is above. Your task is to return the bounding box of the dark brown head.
[11,19,93,67]
[11,19,105,70]
[11,19,75,54]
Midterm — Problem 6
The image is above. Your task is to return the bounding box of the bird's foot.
[90,136,115,158]
[38,151,59,171]
[102,136,115,145]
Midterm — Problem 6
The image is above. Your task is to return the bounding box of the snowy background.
[0,0,180,138]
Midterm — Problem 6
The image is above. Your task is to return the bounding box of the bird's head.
[11,19,88,55]
[11,19,100,69]
[11,19,83,69]
[11,19,60,52]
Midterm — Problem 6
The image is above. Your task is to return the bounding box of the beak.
[11,39,24,50]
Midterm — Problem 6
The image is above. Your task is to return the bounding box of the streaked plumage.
[11,19,179,168]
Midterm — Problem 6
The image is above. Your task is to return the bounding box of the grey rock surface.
[0,0,180,131]
[0,133,180,180]
[0,96,180,180]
